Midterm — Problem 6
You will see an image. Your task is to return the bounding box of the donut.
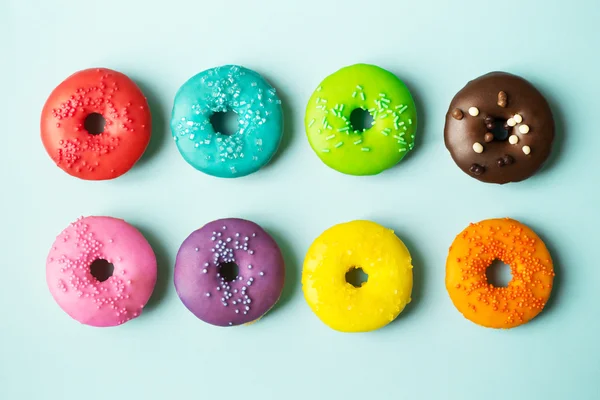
[444,72,555,184]
[41,68,152,180]
[446,218,554,329]
[302,220,413,332]
[170,65,283,178]
[305,64,417,175]
[46,216,157,327]
[174,218,285,326]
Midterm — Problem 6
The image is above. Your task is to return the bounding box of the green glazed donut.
[305,64,417,175]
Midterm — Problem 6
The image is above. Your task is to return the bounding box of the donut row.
[41,65,555,184]
[47,216,554,331]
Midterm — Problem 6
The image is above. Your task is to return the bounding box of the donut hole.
[90,259,114,282]
[486,260,512,288]
[218,261,239,282]
[345,266,368,288]
[349,108,374,133]
[210,110,238,136]
[489,119,510,141]
[84,113,106,135]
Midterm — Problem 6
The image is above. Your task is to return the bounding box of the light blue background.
[2,0,599,399]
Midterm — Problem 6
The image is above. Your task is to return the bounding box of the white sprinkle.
[235,310,240,313]
[507,118,516,127]
[195,247,199,252]
[259,272,264,276]
[248,264,252,269]
[472,142,484,153]
[508,135,519,145]
[514,114,523,123]
[206,293,210,297]
[468,107,479,116]
[519,124,530,134]
[202,269,207,273]
[522,145,531,155]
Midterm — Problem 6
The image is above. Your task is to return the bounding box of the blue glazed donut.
[171,65,284,178]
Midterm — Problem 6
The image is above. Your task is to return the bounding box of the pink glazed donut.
[46,216,157,327]
[174,218,285,326]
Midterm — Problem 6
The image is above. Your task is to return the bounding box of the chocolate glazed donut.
[444,72,555,184]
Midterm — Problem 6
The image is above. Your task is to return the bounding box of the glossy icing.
[171,65,283,178]
[305,64,417,175]
[46,216,157,327]
[302,220,413,332]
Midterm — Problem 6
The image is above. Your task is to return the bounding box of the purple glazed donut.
[174,218,285,326]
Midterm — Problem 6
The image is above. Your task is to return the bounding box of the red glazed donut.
[41,68,151,180]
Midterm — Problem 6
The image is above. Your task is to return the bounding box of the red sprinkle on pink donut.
[46,216,157,327]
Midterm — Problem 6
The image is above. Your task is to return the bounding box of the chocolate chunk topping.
[469,163,485,175]
[484,133,494,143]
[503,155,514,165]
[452,108,463,120]
[498,91,507,107]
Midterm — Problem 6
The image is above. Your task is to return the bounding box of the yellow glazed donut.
[302,220,413,332]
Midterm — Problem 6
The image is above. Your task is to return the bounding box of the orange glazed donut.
[446,218,554,329]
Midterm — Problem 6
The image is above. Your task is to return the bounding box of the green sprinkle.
[399,148,407,152]
[368,107,376,113]
[322,148,330,153]
[316,97,321,104]
[381,102,389,109]
[409,143,414,150]
[395,104,404,109]
[398,121,405,126]
[325,134,335,140]
[403,126,408,131]
[335,142,344,148]
[398,106,408,114]
[361,147,370,152]
[353,139,363,145]
[360,92,366,101]
[356,85,363,90]
[394,116,399,123]
[316,105,325,110]
[317,86,322,91]
[354,130,360,134]
[379,93,386,97]
[373,111,378,119]
[317,129,322,134]
[381,130,389,136]
[352,91,357,98]
[338,127,350,132]
[379,114,387,120]
[308,119,315,127]
[327,124,333,130]
[339,104,345,112]
[381,98,391,103]
[393,135,403,140]
[408,119,413,125]
[411,135,415,139]
[322,117,327,127]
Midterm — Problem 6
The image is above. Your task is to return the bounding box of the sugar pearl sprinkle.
[202,226,266,322]
[313,86,415,154]
[49,218,138,325]
[508,135,519,145]
[468,107,479,116]
[522,145,531,155]
[172,66,281,173]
